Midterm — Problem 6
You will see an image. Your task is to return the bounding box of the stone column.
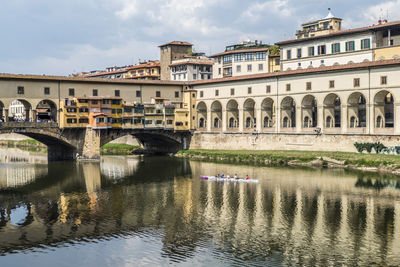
[207,110,212,131]
[79,127,101,160]
[32,110,37,122]
[256,108,262,132]
[317,105,324,131]
[296,106,302,132]
[277,107,281,133]
[25,109,30,122]
[238,108,244,132]
[366,102,372,134]
[395,103,400,134]
[341,104,347,133]
[222,108,227,132]
[4,109,9,122]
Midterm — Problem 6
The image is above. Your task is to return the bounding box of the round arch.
[261,98,275,128]
[8,99,33,122]
[211,101,222,129]
[243,98,256,129]
[301,95,317,128]
[196,101,207,129]
[374,90,394,128]
[347,92,366,128]
[36,99,58,122]
[281,96,296,128]
[323,93,341,128]
[226,99,239,129]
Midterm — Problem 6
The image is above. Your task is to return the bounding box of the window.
[346,41,355,52]
[361,38,371,49]
[200,91,204,97]
[93,89,98,96]
[173,75,176,80]
[69,88,75,96]
[156,91,161,97]
[275,58,280,65]
[17,86,24,95]
[136,90,141,97]
[286,84,291,91]
[247,64,252,72]
[258,64,263,71]
[111,99,120,105]
[287,50,292,59]
[245,53,254,61]
[175,91,179,98]
[308,46,315,57]
[79,118,89,124]
[193,74,197,80]
[329,80,335,88]
[332,43,340,53]
[247,87,252,94]
[215,89,219,96]
[318,45,326,55]
[79,108,89,113]
[266,85,271,93]
[218,57,221,64]
[237,65,241,72]
[44,87,50,95]
[218,68,221,75]
[230,88,235,96]
[223,55,232,63]
[114,90,120,97]
[193,65,197,70]
[306,82,312,91]
[201,74,204,80]
[255,52,266,60]
[234,54,243,62]
[381,76,387,85]
[297,48,302,58]
[354,78,360,87]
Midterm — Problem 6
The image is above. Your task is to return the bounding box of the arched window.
[350,116,356,128]
[263,116,270,128]
[283,117,289,128]
[214,118,220,128]
[246,117,252,128]
[199,118,205,128]
[229,117,235,128]
[376,116,383,128]
[303,116,310,128]
[326,116,332,128]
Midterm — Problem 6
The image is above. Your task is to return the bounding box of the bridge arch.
[35,99,58,122]
[7,99,33,122]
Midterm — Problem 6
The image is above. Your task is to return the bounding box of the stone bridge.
[0,122,192,161]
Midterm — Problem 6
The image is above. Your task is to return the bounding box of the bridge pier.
[48,144,75,161]
[77,127,101,160]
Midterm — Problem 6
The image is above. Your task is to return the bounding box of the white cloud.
[240,0,292,23]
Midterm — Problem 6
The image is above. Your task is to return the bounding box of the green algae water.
[0,148,400,266]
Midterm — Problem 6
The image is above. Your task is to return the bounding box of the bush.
[354,142,387,154]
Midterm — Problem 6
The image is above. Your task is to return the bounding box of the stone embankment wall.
[189,132,400,152]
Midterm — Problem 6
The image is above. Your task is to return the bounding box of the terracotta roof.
[85,69,128,77]
[0,73,185,86]
[189,59,400,85]
[276,20,400,45]
[128,63,160,70]
[126,74,160,79]
[159,41,193,47]
[77,96,122,100]
[169,61,214,67]
[210,47,269,58]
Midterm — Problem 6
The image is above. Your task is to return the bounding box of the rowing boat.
[200,176,259,183]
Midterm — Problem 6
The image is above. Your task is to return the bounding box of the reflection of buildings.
[100,156,140,179]
[1,159,400,265]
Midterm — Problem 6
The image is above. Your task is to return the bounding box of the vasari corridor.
[2,1,400,266]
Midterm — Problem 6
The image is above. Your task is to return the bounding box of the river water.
[0,148,400,266]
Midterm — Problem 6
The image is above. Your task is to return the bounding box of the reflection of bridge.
[0,122,191,160]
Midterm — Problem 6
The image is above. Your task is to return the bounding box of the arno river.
[0,149,400,266]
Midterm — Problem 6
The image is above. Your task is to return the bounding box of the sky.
[0,0,399,76]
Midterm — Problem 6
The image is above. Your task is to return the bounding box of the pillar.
[277,106,281,133]
[4,109,8,122]
[238,108,244,132]
[222,108,227,132]
[366,102,372,134]
[296,106,302,132]
[317,105,324,130]
[341,104,347,133]
[78,127,101,160]
[207,110,211,131]
[256,108,262,132]
[395,103,400,134]
[25,109,30,122]
[32,110,37,122]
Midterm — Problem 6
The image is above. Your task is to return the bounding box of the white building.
[170,56,213,81]
[211,41,279,79]
[277,12,400,71]
[9,100,26,121]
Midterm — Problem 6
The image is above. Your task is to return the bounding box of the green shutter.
[361,40,364,49]
[345,42,349,52]
[331,44,334,53]
[338,43,340,53]
[367,39,370,49]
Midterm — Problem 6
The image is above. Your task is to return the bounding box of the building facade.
[170,56,213,81]
[277,13,400,71]
[211,41,279,79]
[159,41,193,80]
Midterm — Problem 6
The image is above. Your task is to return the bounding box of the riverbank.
[100,143,141,155]
[0,139,47,152]
[176,149,400,176]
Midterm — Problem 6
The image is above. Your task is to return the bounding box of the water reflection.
[0,152,400,266]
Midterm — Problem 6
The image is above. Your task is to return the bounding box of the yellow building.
[125,61,161,80]
[174,89,197,131]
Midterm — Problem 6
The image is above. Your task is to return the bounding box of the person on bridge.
[246,175,249,180]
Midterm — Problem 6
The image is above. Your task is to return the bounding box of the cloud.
[240,0,292,23]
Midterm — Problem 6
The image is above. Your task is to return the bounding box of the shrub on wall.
[354,142,387,154]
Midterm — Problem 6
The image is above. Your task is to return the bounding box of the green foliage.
[354,142,387,154]
[269,45,280,56]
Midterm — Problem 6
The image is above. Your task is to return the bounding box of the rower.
[234,174,238,179]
